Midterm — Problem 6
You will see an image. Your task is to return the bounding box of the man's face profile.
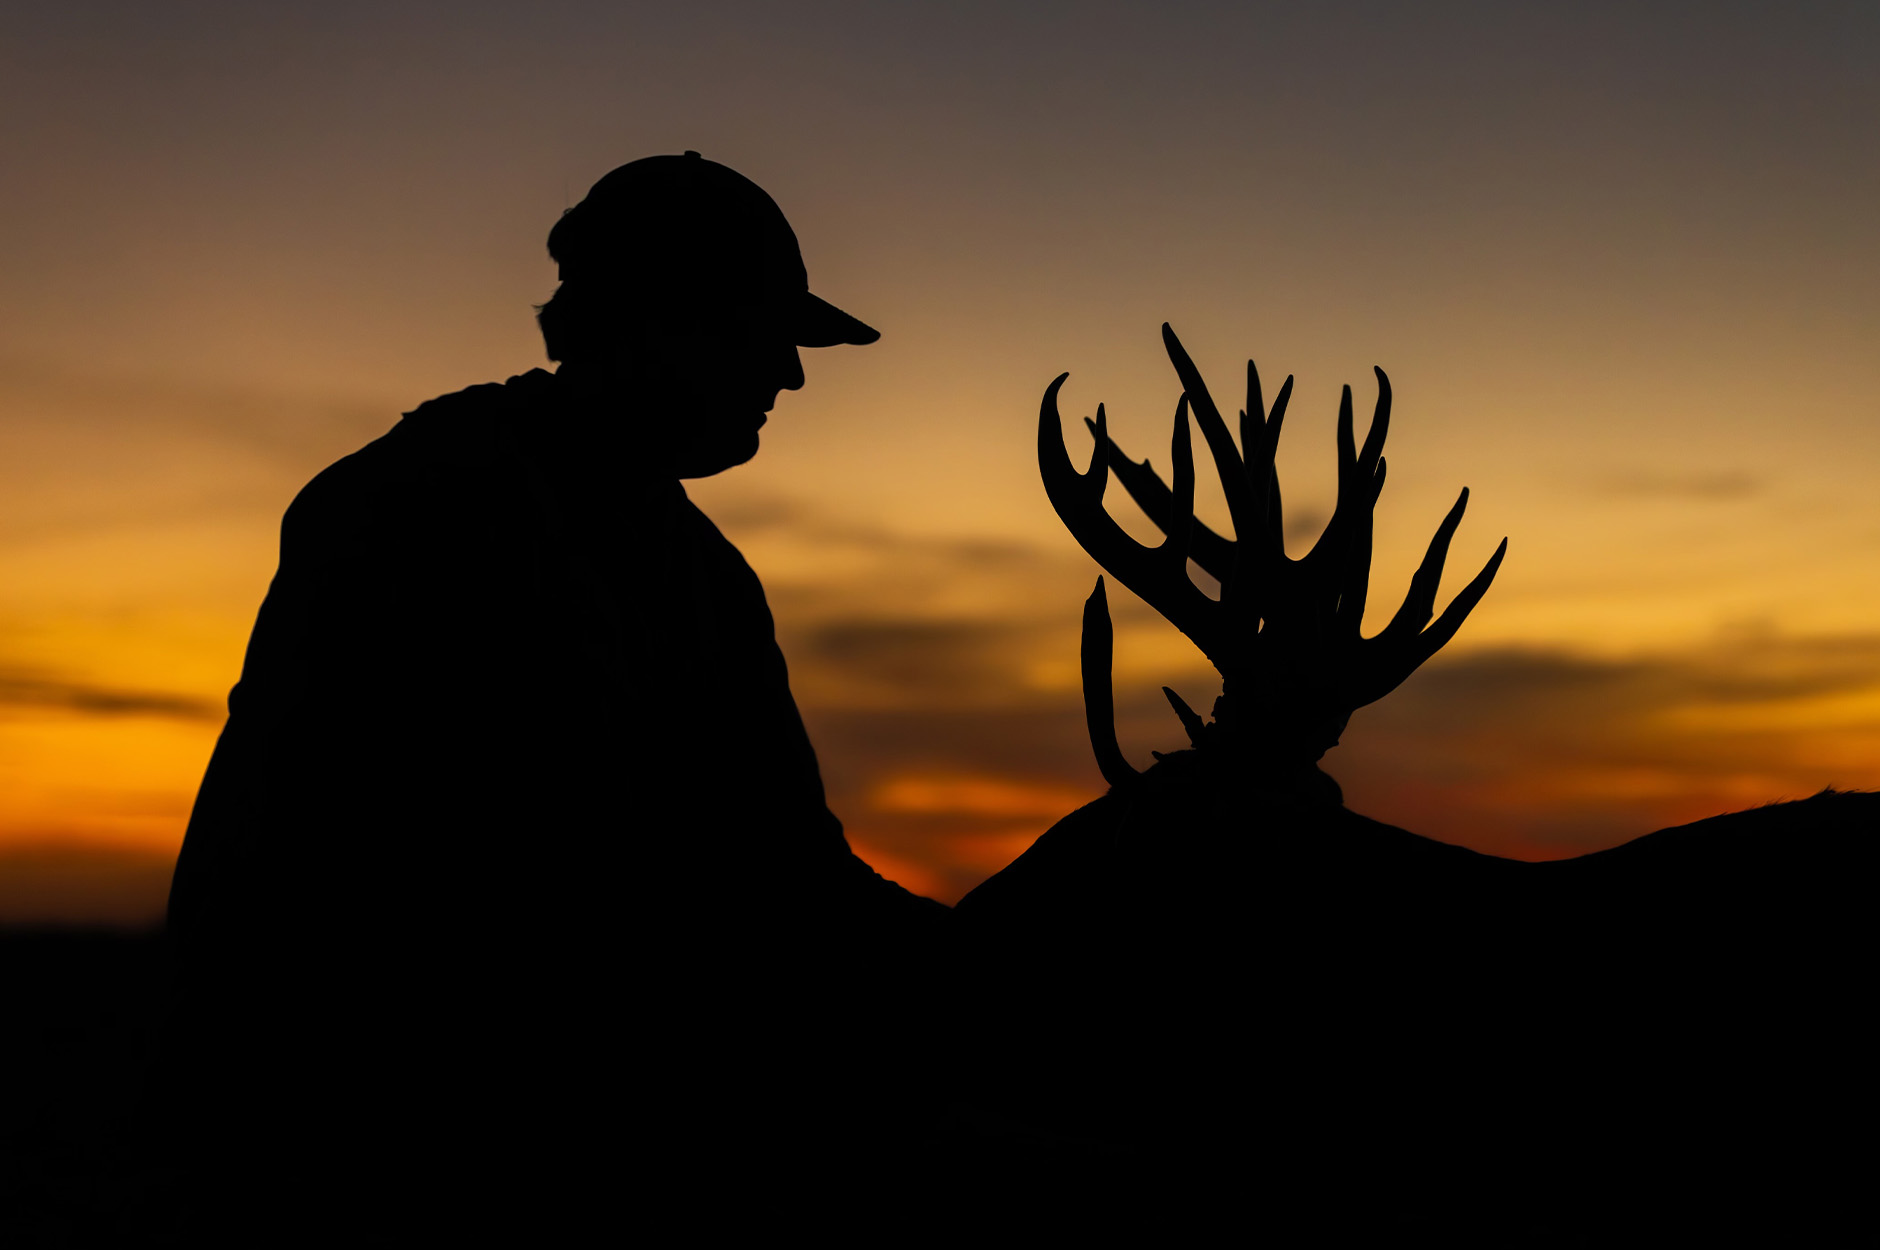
[560,311,806,478]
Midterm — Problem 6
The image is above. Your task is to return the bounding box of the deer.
[951,325,1874,1238]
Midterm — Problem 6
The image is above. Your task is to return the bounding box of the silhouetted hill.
[958,777,1875,1238]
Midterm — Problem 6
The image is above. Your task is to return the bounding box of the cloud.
[1361,631,1880,738]
[710,495,1118,711]
[1333,629,1880,856]
[0,671,220,721]
[706,492,1048,563]
[808,705,1094,781]
[0,356,395,548]
[729,512,1094,620]
[803,703,1109,904]
[839,762,1107,904]
[0,840,175,927]
[0,356,394,466]
[869,772,1096,820]
[792,617,1054,705]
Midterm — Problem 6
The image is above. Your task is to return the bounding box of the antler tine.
[1265,465,1286,553]
[1355,487,1506,700]
[1082,578,1139,787]
[1329,372,1392,632]
[1296,384,1355,575]
[1240,361,1270,540]
[1357,367,1391,478]
[1376,487,1474,647]
[1356,535,1507,707]
[1040,375,1108,503]
[1239,360,1290,557]
[1335,457,1386,635]
[1240,359,1264,475]
[1167,394,1196,575]
[1413,538,1506,660]
[1162,685,1208,747]
[1267,375,1294,448]
[1083,417,1237,584]
[1039,374,1100,508]
[1261,374,1294,555]
[1161,325,1260,551]
[1039,374,1220,656]
[1300,371,1389,585]
[1337,383,1358,486]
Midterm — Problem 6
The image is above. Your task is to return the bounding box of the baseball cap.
[547,151,879,348]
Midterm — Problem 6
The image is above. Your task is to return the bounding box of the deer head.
[1040,324,1506,797]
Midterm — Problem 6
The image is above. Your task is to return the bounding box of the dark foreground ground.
[1,927,178,1247]
[0,925,1592,1247]
[5,788,1872,1244]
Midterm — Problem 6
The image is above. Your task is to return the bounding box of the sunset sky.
[2,2,1876,923]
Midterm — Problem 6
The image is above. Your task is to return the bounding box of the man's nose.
[778,345,805,392]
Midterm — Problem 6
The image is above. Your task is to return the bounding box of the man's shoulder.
[395,368,557,446]
[364,368,556,481]
[288,370,556,517]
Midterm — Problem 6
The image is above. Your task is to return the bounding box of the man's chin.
[674,431,761,479]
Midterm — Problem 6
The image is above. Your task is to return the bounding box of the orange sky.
[2,3,1877,922]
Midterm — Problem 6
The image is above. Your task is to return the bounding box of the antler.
[1039,377,1220,659]
[1039,324,1507,781]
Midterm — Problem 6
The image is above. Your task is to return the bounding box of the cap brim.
[795,292,880,347]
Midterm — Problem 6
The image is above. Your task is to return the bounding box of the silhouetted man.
[166,153,949,1226]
